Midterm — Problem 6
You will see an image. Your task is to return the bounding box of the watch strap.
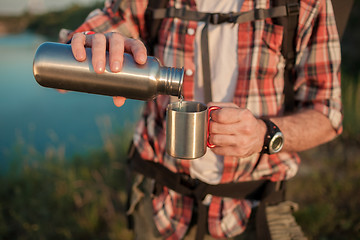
[261,118,282,154]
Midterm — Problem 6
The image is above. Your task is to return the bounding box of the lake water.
[0,32,143,168]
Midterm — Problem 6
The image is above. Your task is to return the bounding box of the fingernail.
[113,97,126,107]
[96,61,104,72]
[112,61,121,72]
[76,50,85,61]
[138,53,147,64]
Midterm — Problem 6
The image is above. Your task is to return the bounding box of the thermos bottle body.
[33,42,184,100]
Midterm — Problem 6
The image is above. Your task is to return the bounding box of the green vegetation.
[0,2,104,40]
[1,127,134,240]
[288,137,360,239]
[341,75,360,141]
[27,2,104,40]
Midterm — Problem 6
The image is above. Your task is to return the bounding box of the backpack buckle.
[210,13,221,24]
[210,12,237,24]
[287,3,300,16]
[178,173,200,190]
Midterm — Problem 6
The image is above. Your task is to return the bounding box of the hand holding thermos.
[33,32,184,102]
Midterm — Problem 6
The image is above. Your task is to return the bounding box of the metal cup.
[166,101,220,159]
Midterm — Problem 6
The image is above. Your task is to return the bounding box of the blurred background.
[0,0,359,239]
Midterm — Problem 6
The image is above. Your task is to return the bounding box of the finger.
[113,96,126,107]
[57,89,68,94]
[124,38,147,64]
[71,32,87,61]
[211,108,253,124]
[210,145,239,157]
[91,33,107,73]
[210,108,241,124]
[207,102,238,108]
[210,145,252,158]
[208,134,238,147]
[108,32,125,72]
[210,121,240,135]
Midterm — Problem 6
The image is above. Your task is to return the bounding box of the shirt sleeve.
[294,0,343,134]
[59,0,148,43]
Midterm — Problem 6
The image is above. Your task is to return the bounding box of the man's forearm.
[270,109,338,153]
[208,104,338,157]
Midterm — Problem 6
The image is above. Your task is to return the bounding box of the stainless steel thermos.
[33,42,183,100]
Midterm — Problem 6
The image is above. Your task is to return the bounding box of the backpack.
[129,0,352,109]
[118,1,353,239]
[142,0,353,45]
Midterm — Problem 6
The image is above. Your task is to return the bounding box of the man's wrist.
[260,118,284,154]
[257,118,268,153]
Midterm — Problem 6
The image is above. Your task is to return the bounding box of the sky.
[0,0,102,16]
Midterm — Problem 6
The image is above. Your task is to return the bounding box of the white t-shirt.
[190,0,244,184]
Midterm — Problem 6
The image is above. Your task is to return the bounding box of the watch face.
[269,132,284,154]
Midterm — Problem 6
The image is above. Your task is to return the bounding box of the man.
[61,0,342,239]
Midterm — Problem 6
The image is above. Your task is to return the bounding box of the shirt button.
[185,69,193,76]
[187,28,195,36]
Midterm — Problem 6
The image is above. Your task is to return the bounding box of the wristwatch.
[260,118,284,155]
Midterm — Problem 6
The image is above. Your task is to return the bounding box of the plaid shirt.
[61,0,342,238]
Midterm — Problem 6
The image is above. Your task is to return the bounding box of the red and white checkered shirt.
[61,0,342,238]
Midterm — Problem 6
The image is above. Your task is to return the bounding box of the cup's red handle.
[207,106,221,148]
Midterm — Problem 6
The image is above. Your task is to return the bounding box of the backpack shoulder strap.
[144,0,169,54]
[111,0,122,14]
[280,0,353,113]
[272,0,299,112]
[109,0,168,54]
[332,0,354,39]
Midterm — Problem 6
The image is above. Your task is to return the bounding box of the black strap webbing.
[129,148,285,240]
[144,0,169,54]
[150,6,295,24]
[332,0,354,40]
[271,0,299,112]
[201,20,213,104]
[111,0,121,14]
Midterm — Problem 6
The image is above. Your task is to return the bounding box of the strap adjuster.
[286,3,300,16]
[210,12,237,24]
[210,13,220,24]
[178,173,200,190]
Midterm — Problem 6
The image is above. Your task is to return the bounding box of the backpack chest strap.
[149,4,299,103]
[151,4,298,24]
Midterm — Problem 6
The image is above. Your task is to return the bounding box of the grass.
[0,2,104,40]
[286,76,360,240]
[287,136,360,240]
[341,74,360,141]
[0,126,134,240]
